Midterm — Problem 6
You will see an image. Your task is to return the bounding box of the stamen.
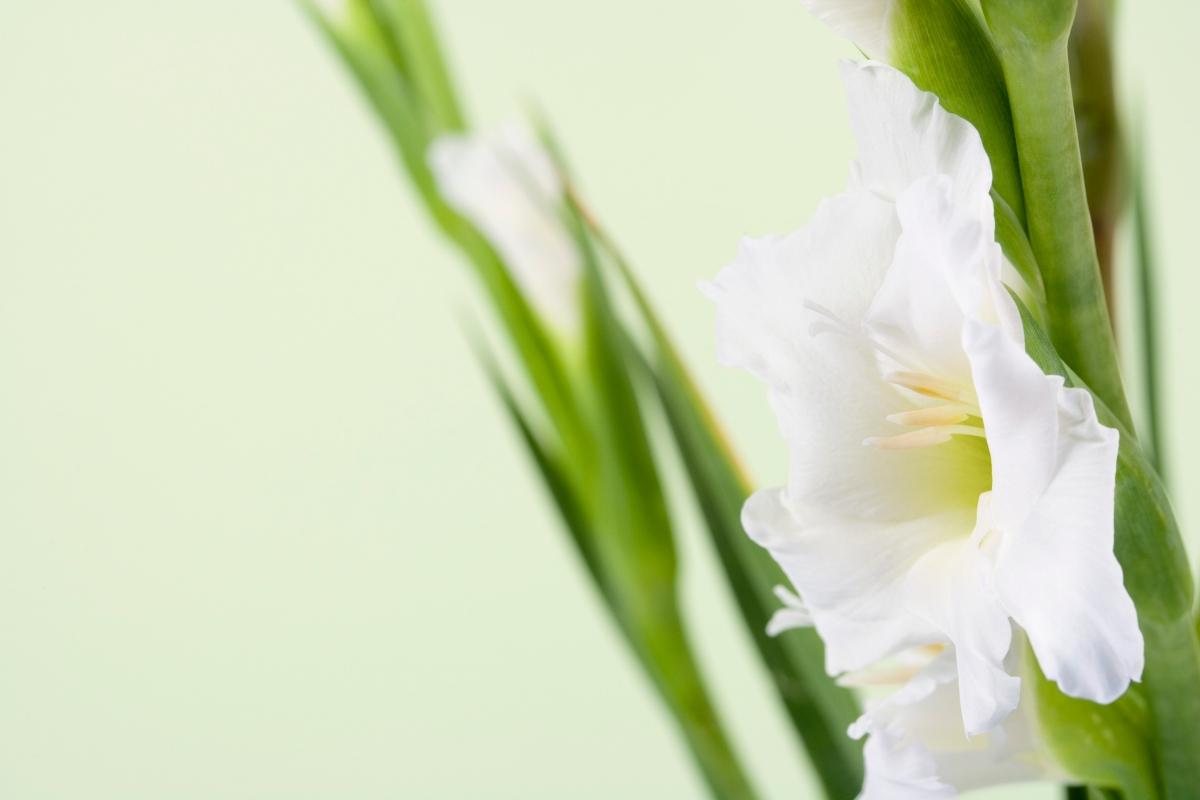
[865,424,985,450]
[864,427,953,449]
[886,405,972,427]
[837,644,946,688]
[883,370,973,404]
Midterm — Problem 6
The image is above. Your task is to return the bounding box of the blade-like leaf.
[580,216,864,798]
[306,3,586,455]
[367,0,465,132]
[1130,131,1164,478]
[638,342,865,799]
[568,201,761,800]
[471,337,610,605]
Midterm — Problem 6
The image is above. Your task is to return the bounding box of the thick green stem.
[983,0,1132,430]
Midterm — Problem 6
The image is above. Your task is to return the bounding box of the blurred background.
[1,1,1196,797]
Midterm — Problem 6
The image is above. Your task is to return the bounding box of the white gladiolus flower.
[705,60,1143,746]
[848,641,1055,798]
[429,123,581,330]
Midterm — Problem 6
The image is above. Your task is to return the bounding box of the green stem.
[983,0,1133,430]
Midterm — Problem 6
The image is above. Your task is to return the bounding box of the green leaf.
[311,12,764,794]
[637,342,865,799]
[992,188,1046,318]
[1130,130,1164,477]
[366,0,465,132]
[307,1,588,455]
[473,323,763,800]
[470,338,611,606]
[580,216,864,799]
[569,204,761,800]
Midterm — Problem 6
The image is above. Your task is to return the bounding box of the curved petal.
[841,62,993,233]
[962,297,1141,703]
[743,488,957,674]
[853,647,1051,799]
[864,176,980,385]
[799,0,894,59]
[703,189,897,391]
[903,526,1020,736]
[428,123,580,329]
[963,319,1060,531]
[993,386,1142,703]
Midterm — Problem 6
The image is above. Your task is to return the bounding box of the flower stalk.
[981,0,1132,429]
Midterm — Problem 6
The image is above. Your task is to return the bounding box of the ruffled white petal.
[800,0,895,60]
[949,202,1141,705]
[704,190,897,391]
[852,647,1051,799]
[428,123,580,330]
[902,525,1020,736]
[991,384,1142,703]
[863,176,979,390]
[841,62,993,230]
[743,488,956,674]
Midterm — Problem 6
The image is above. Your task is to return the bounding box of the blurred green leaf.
[471,338,610,603]
[577,216,864,799]
[310,4,767,793]
[569,201,761,800]
[1130,130,1164,478]
[304,0,585,455]
[367,0,465,132]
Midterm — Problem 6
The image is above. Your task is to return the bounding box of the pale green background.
[1,2,1196,797]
